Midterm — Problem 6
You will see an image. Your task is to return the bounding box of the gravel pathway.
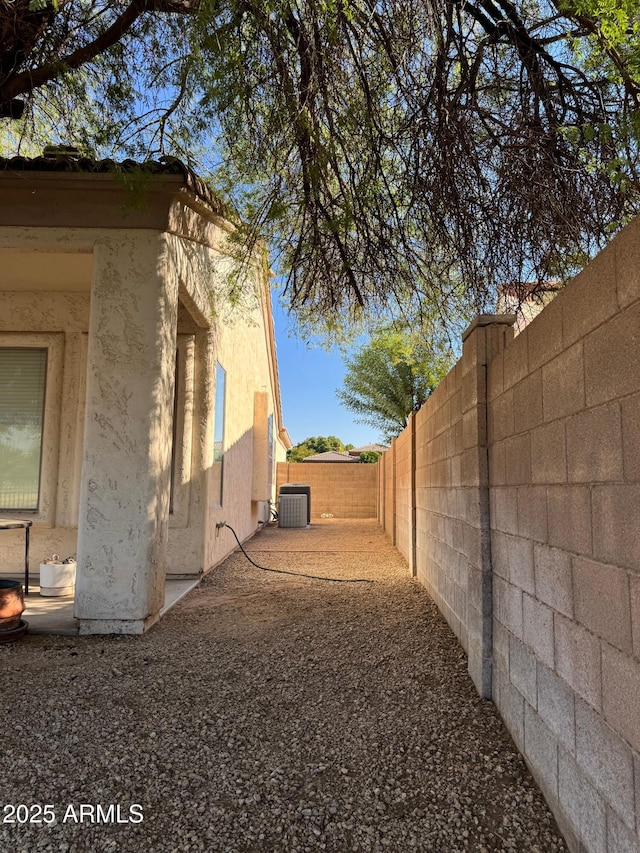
[0,519,567,852]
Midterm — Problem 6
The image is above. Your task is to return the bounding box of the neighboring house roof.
[348,444,388,456]
[303,451,360,462]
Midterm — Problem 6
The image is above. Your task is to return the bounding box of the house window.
[0,348,48,511]
[169,353,179,515]
[168,334,195,529]
[212,362,226,506]
[267,413,274,490]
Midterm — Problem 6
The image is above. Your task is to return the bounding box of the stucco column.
[460,314,515,697]
[75,233,178,634]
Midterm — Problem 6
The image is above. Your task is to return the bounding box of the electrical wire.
[221,523,374,584]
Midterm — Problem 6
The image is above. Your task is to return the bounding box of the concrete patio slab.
[0,577,200,635]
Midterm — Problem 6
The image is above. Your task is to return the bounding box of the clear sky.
[271,298,384,449]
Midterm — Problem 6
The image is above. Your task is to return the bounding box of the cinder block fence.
[379,217,640,853]
[276,462,378,519]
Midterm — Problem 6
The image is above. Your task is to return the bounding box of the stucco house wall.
[0,286,89,560]
[0,157,289,634]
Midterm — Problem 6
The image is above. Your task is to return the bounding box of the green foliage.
[287,435,348,461]
[28,0,57,11]
[2,0,640,332]
[561,0,640,83]
[337,326,455,443]
[359,451,381,464]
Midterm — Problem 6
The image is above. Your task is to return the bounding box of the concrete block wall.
[378,216,640,852]
[411,354,469,653]
[276,462,378,519]
[394,420,414,571]
[383,444,396,540]
[428,318,513,696]
[487,218,640,853]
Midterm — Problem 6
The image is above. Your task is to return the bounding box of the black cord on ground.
[221,523,374,584]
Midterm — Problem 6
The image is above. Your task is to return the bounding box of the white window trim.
[211,361,226,509]
[169,334,194,528]
[0,332,64,526]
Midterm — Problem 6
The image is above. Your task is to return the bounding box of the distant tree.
[359,451,381,464]
[337,327,454,443]
[310,436,344,454]
[287,435,347,461]
[287,442,313,463]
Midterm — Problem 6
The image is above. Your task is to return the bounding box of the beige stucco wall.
[0,197,289,630]
[75,230,179,632]
[378,215,640,853]
[166,232,289,575]
[0,231,93,570]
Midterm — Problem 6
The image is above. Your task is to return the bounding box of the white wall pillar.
[75,233,178,634]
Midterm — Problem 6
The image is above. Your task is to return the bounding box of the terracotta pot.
[0,580,25,632]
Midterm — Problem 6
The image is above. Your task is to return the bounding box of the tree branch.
[1,0,199,112]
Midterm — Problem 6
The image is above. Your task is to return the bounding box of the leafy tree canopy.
[287,435,352,461]
[2,0,640,330]
[337,325,455,443]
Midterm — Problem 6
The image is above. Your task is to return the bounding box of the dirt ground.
[0,519,567,852]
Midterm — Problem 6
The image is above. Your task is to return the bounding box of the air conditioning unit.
[278,494,308,528]
[279,483,311,524]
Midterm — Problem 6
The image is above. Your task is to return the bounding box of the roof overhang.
[0,156,229,239]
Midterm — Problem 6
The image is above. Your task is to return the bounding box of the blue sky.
[271,298,384,448]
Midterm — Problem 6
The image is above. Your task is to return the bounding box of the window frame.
[168,334,194,528]
[212,361,226,508]
[0,333,64,525]
[0,346,47,512]
[267,412,275,493]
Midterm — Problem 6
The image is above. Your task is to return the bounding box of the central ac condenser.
[278,494,308,528]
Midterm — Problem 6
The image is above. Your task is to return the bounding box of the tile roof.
[348,443,388,455]
[0,150,226,216]
[302,450,360,462]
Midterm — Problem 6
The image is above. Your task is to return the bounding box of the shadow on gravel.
[0,519,567,853]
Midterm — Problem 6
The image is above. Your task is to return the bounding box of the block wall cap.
[462,314,516,341]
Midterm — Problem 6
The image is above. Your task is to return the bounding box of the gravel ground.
[0,519,568,853]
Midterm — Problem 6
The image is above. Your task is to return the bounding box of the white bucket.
[39,561,76,597]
